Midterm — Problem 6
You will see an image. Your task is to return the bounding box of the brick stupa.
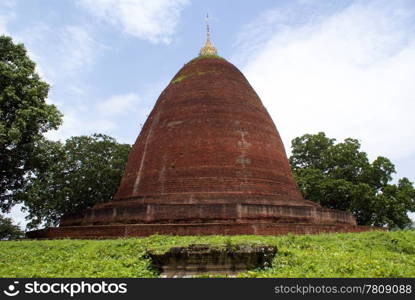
[28,26,373,239]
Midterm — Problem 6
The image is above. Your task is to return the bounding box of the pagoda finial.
[206,14,211,42]
[199,14,217,56]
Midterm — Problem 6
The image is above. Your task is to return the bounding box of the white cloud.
[13,23,104,125]
[16,24,102,83]
[234,1,415,161]
[46,111,116,142]
[77,0,189,43]
[98,93,140,115]
[46,92,142,142]
[60,26,103,74]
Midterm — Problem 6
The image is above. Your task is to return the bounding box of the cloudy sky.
[1,0,414,227]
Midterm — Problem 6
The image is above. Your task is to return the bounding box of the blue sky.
[1,0,414,227]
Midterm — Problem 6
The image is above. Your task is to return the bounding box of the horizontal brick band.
[60,203,356,227]
[27,223,382,239]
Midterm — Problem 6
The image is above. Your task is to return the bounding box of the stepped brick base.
[26,222,382,239]
[59,202,357,227]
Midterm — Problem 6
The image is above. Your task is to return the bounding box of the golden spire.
[199,14,217,56]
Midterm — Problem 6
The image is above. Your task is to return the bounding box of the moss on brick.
[171,70,218,84]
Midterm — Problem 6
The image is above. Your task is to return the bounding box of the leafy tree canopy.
[0,35,62,210]
[289,132,415,229]
[0,215,24,240]
[19,134,131,229]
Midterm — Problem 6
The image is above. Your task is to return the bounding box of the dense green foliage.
[0,231,414,277]
[0,215,23,240]
[0,35,62,211]
[289,132,415,229]
[18,134,131,229]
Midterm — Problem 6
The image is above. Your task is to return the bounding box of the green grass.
[0,231,414,278]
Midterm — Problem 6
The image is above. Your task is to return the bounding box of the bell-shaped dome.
[28,56,366,239]
[115,56,307,206]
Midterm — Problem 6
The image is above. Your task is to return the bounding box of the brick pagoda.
[27,25,374,238]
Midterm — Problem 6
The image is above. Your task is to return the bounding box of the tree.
[0,215,24,240]
[0,35,62,211]
[19,134,131,229]
[289,132,415,229]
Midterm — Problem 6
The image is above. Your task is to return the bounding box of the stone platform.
[147,244,277,277]
[58,202,356,227]
[27,201,382,239]
[26,222,379,239]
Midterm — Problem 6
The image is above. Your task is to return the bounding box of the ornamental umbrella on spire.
[199,14,217,56]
